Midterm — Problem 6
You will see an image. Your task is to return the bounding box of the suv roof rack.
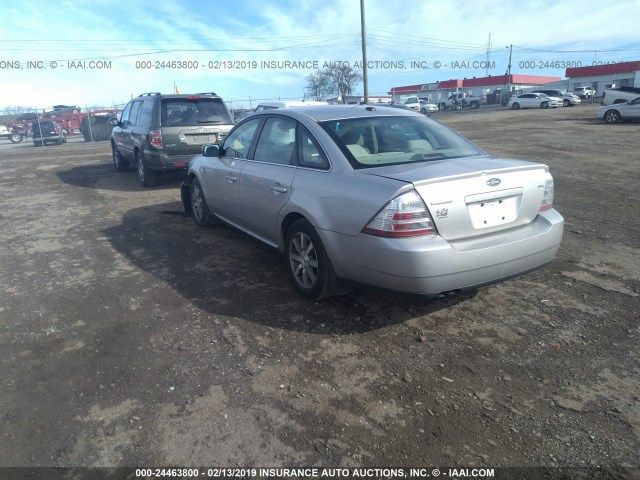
[137,92,161,97]
[196,92,218,96]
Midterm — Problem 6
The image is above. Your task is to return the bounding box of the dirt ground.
[0,104,638,478]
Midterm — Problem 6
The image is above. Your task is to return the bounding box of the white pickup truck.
[0,125,23,143]
[602,86,640,106]
[437,92,484,110]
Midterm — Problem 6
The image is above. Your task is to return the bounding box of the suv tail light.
[540,172,554,211]
[363,190,435,237]
[149,130,163,149]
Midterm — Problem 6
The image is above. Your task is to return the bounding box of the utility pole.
[505,44,513,106]
[360,0,369,104]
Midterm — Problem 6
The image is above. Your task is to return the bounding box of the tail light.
[149,130,163,149]
[540,171,554,211]
[363,190,435,237]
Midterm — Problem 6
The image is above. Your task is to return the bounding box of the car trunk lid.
[361,157,549,240]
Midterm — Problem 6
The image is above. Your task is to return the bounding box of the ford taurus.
[181,105,564,300]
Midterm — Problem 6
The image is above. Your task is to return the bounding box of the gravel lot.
[0,104,638,478]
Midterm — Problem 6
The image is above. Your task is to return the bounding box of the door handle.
[225,175,237,183]
[271,185,287,193]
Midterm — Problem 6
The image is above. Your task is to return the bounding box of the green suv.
[110,92,234,187]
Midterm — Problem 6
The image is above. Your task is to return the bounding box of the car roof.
[249,104,421,122]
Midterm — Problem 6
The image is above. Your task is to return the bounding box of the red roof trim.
[566,61,640,78]
[390,74,562,94]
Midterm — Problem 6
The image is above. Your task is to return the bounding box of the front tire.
[190,177,216,227]
[285,219,333,300]
[563,99,570,107]
[136,151,157,187]
[541,101,549,109]
[603,110,621,124]
[112,144,129,171]
[10,133,22,143]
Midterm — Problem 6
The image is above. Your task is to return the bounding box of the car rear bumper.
[320,209,564,297]
[144,152,192,172]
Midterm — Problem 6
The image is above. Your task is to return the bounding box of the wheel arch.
[280,212,308,252]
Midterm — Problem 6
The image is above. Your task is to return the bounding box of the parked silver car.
[182,106,564,300]
[596,97,640,123]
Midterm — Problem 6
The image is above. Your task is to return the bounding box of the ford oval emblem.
[486,178,501,187]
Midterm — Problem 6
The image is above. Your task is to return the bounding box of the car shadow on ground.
[57,163,186,192]
[104,202,475,335]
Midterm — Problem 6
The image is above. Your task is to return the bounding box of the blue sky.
[2,0,640,112]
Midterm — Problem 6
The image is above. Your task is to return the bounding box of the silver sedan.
[596,97,640,123]
[182,106,564,300]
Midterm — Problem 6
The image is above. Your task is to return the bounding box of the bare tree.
[306,64,363,103]
[305,71,332,101]
[326,64,362,103]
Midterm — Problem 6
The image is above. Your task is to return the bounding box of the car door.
[235,116,298,246]
[113,102,133,159]
[624,97,640,120]
[200,117,261,225]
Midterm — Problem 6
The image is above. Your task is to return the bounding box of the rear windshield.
[320,116,485,169]
[161,98,233,127]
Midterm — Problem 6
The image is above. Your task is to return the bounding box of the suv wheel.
[136,151,157,187]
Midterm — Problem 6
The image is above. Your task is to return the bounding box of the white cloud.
[1,0,639,110]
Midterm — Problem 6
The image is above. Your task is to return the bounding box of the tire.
[10,133,22,143]
[190,178,216,227]
[285,219,333,300]
[420,108,427,114]
[470,101,479,109]
[136,151,157,187]
[112,144,129,171]
[511,103,520,110]
[541,101,549,109]
[563,99,570,107]
[603,110,621,124]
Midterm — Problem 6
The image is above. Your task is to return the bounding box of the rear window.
[320,116,485,169]
[161,97,232,127]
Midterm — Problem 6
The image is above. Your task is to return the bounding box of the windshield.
[320,116,485,169]
[161,97,233,126]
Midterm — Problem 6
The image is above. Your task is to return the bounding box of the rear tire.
[136,151,157,187]
[285,219,333,300]
[511,103,520,110]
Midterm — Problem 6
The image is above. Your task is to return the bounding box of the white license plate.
[467,195,519,229]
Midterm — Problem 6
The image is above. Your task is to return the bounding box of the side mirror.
[202,144,220,157]
[109,118,119,127]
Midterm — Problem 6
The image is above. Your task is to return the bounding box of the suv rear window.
[161,98,232,127]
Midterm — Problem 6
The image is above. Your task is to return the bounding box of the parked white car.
[419,100,438,114]
[574,87,595,99]
[531,89,581,107]
[508,93,561,109]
